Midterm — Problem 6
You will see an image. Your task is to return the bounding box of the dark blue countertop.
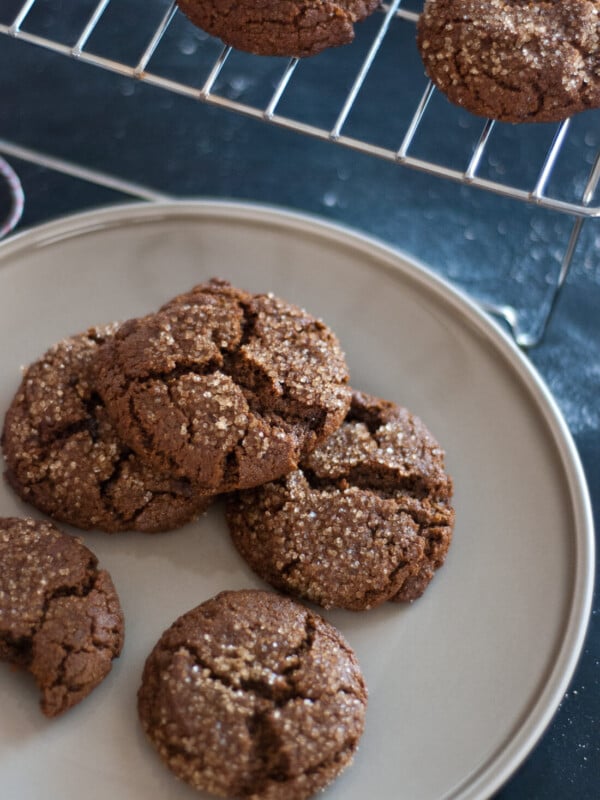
[1,1,598,797]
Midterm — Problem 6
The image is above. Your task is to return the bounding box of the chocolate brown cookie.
[138,589,367,800]
[2,327,213,533]
[177,0,381,58]
[417,0,600,123]
[227,390,454,609]
[93,280,351,494]
[0,517,124,717]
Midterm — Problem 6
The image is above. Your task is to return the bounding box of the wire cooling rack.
[1,0,599,345]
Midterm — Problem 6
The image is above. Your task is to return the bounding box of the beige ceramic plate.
[0,202,594,800]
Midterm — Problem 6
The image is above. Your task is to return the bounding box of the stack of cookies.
[2,278,350,532]
[1,278,454,800]
[2,277,454,610]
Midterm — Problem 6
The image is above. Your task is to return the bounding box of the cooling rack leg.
[522,217,585,347]
[482,216,585,350]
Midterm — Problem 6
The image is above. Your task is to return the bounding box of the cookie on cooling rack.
[226,390,455,610]
[0,517,124,717]
[417,0,600,123]
[176,0,381,58]
[2,326,213,533]
[138,589,367,800]
[93,279,351,494]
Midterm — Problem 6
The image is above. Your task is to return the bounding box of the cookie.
[138,589,367,800]
[227,390,454,609]
[417,0,600,123]
[176,0,381,58]
[2,326,213,533]
[93,280,351,494]
[0,517,124,717]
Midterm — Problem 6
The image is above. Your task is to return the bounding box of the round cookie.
[0,517,124,717]
[138,589,367,800]
[93,279,351,494]
[417,0,600,123]
[226,390,454,610]
[176,0,381,58]
[2,326,213,533]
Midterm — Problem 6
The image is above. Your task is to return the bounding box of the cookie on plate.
[176,0,381,58]
[417,0,600,123]
[2,326,213,533]
[227,390,454,609]
[138,589,367,800]
[93,280,351,494]
[0,517,124,717]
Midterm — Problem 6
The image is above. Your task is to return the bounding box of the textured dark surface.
[0,0,598,796]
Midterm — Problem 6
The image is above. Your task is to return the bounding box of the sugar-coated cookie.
[227,391,454,609]
[417,0,600,123]
[0,517,124,716]
[2,327,213,532]
[138,589,367,799]
[94,280,351,494]
[177,0,381,58]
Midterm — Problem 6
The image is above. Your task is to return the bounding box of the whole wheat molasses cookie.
[0,517,124,717]
[93,280,351,494]
[227,390,454,610]
[138,589,367,800]
[176,0,381,58]
[417,0,600,123]
[1,327,213,533]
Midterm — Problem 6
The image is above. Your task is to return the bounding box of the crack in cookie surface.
[177,0,381,58]
[0,518,124,717]
[94,280,350,493]
[138,590,366,800]
[227,390,455,609]
[1,327,212,532]
[417,0,600,123]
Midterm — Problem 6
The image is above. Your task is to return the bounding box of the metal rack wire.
[1,0,599,346]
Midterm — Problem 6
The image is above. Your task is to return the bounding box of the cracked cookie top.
[138,589,367,800]
[226,390,454,610]
[1,327,213,533]
[176,0,381,58]
[0,517,124,717]
[417,0,600,123]
[93,280,351,493]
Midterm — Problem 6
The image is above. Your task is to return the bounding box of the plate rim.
[0,199,594,800]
